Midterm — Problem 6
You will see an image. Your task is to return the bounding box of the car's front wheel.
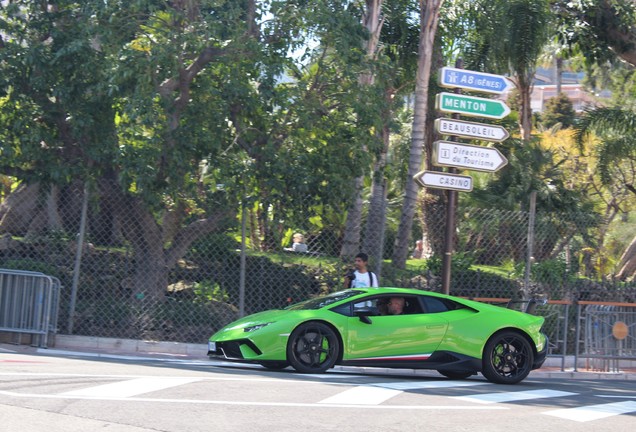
[286,322,340,373]
[482,331,534,384]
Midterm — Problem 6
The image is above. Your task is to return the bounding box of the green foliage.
[518,258,570,285]
[553,0,636,67]
[192,280,229,303]
[424,252,474,275]
[542,93,576,129]
[0,259,60,278]
[575,106,636,181]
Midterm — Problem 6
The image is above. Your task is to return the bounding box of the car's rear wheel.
[437,370,474,380]
[259,361,290,370]
[482,331,534,384]
[287,322,340,373]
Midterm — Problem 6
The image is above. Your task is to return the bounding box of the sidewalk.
[3,334,635,381]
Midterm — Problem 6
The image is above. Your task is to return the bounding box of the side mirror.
[354,308,375,324]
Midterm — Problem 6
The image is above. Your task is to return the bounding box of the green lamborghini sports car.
[207,287,548,384]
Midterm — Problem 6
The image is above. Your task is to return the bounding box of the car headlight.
[244,322,272,332]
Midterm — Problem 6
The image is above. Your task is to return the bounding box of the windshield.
[286,290,364,310]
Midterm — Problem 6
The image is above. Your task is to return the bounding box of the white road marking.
[453,389,577,404]
[0,389,506,410]
[319,386,403,405]
[59,377,203,398]
[544,401,636,422]
[596,394,636,399]
[319,380,487,405]
[377,381,488,390]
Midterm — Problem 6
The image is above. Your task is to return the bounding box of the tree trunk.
[363,123,390,276]
[0,183,40,235]
[99,178,229,302]
[518,74,533,142]
[340,0,385,262]
[340,176,364,261]
[555,56,563,95]
[616,235,636,280]
[392,0,445,268]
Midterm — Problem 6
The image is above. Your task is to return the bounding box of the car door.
[343,296,449,361]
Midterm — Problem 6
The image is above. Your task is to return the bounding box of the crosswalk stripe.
[453,389,577,404]
[543,401,636,422]
[59,377,202,398]
[318,386,403,405]
[319,380,488,405]
[376,381,488,391]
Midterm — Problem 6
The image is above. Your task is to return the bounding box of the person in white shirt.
[284,233,308,253]
[344,252,379,288]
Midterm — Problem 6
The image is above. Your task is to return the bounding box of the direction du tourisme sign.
[433,141,507,173]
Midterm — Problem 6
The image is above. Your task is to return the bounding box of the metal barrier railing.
[472,297,636,372]
[0,268,61,347]
[576,301,636,372]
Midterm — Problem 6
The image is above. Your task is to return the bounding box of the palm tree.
[463,0,552,142]
[391,0,445,269]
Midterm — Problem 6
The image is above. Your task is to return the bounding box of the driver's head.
[387,297,405,315]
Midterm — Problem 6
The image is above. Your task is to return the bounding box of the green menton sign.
[436,92,511,119]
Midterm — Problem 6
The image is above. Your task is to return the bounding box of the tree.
[575,107,636,279]
[391,0,446,269]
[462,0,552,142]
[553,0,636,67]
[0,1,371,304]
[340,0,387,264]
[542,93,576,129]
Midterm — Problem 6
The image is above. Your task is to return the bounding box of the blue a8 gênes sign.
[440,67,514,94]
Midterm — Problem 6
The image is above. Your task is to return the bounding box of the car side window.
[375,296,424,315]
[352,299,378,315]
[421,296,466,313]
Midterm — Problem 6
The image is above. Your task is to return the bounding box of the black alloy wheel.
[286,322,340,373]
[481,331,534,384]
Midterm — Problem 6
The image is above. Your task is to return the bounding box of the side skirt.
[340,351,481,372]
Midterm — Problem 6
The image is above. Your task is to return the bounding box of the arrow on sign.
[436,92,511,119]
[435,118,509,142]
[439,67,514,94]
[433,141,508,173]
[414,171,473,192]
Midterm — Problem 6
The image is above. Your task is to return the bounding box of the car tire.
[482,331,534,384]
[286,322,340,374]
[437,370,474,380]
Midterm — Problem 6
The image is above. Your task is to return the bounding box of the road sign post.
[423,66,512,296]
[433,140,508,172]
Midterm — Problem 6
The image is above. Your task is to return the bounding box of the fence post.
[67,181,89,334]
[523,191,537,298]
[561,303,569,371]
[239,200,247,318]
[574,302,581,372]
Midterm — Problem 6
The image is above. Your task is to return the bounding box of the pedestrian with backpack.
[344,252,379,288]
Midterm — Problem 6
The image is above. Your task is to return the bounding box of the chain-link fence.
[0,181,635,344]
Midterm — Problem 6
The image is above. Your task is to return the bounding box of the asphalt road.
[1,346,635,432]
